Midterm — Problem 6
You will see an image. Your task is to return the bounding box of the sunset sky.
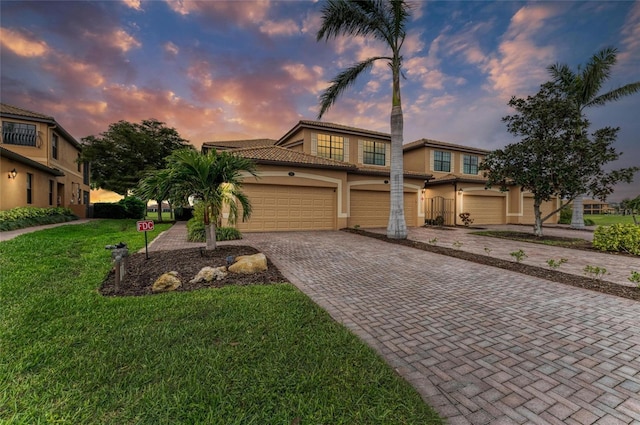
[1,0,638,201]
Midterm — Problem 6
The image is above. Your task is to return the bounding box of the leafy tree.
[316,0,411,239]
[80,119,190,196]
[481,82,638,237]
[164,149,258,250]
[135,169,182,222]
[620,196,640,224]
[548,47,640,229]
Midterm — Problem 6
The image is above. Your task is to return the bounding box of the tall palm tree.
[317,0,411,239]
[166,149,258,250]
[548,47,640,229]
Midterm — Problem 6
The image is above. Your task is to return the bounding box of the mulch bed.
[343,228,640,302]
[99,246,289,297]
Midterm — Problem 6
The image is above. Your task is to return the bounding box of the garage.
[349,190,417,228]
[236,184,336,232]
[461,193,506,224]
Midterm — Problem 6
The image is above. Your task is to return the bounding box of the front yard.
[0,220,441,424]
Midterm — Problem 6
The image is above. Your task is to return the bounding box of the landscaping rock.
[189,266,228,284]
[152,271,181,292]
[228,253,268,274]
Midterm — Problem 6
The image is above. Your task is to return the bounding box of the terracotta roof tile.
[202,139,278,150]
[278,120,391,144]
[230,146,356,169]
[404,138,490,154]
[0,103,54,121]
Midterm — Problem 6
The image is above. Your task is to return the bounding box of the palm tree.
[135,169,177,222]
[548,47,640,229]
[166,149,258,250]
[316,0,411,239]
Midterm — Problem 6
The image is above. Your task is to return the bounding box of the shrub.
[593,224,640,255]
[186,217,206,242]
[93,203,128,219]
[216,227,242,241]
[559,206,572,224]
[118,197,146,219]
[0,207,78,231]
[93,197,146,219]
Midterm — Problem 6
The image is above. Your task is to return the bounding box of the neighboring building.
[1,103,90,217]
[574,199,612,215]
[204,120,560,232]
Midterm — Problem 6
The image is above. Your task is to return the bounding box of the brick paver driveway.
[233,231,640,425]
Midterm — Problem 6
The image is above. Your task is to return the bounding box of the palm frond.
[318,57,387,118]
[579,47,617,105]
[585,81,640,108]
[317,0,384,42]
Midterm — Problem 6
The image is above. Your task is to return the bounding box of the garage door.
[236,184,336,232]
[462,194,505,224]
[349,190,417,228]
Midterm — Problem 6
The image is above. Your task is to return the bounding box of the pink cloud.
[0,27,49,57]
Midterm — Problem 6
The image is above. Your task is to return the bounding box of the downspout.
[453,181,458,226]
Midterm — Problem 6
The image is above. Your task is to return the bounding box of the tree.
[481,82,638,237]
[80,119,190,196]
[548,47,640,229]
[316,0,411,239]
[164,149,258,250]
[620,196,640,225]
[135,168,183,222]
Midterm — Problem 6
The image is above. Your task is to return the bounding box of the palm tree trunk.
[571,195,584,229]
[206,222,217,250]
[387,103,407,239]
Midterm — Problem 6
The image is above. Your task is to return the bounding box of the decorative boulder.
[189,266,228,284]
[152,271,181,293]
[228,253,268,274]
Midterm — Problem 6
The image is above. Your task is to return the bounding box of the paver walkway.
[149,224,640,424]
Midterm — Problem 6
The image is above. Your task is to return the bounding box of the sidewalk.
[0,219,92,242]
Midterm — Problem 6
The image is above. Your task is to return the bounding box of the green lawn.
[0,220,441,425]
[586,214,637,226]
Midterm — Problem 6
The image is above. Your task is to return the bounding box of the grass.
[0,220,441,424]
[586,214,636,226]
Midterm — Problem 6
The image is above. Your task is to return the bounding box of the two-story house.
[204,120,559,231]
[0,103,90,217]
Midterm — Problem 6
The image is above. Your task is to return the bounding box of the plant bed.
[100,246,288,297]
[343,228,640,302]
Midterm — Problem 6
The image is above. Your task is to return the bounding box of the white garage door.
[462,194,506,224]
[349,190,417,228]
[236,184,336,232]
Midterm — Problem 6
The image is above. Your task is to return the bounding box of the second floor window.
[434,151,451,172]
[463,154,479,174]
[52,134,58,159]
[363,140,385,165]
[27,173,33,204]
[2,121,37,146]
[317,134,344,161]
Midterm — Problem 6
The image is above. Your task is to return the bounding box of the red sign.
[137,220,154,232]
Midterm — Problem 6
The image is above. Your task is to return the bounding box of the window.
[83,162,90,185]
[2,121,37,146]
[434,151,451,172]
[77,153,81,172]
[52,134,58,159]
[463,154,479,174]
[362,140,386,165]
[317,133,344,161]
[27,173,33,204]
[49,180,54,206]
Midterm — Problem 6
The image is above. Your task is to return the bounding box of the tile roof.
[202,139,278,150]
[230,146,356,169]
[0,103,54,121]
[404,138,490,154]
[427,173,490,185]
[0,146,65,176]
[278,120,391,144]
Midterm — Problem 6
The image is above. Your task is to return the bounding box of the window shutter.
[430,149,435,171]
[385,143,391,167]
[358,140,363,164]
[343,137,349,162]
[311,133,317,156]
[460,154,465,174]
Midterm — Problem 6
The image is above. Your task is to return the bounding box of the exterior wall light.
[8,168,17,179]
[458,189,463,195]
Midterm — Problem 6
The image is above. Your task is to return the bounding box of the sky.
[1,0,639,201]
